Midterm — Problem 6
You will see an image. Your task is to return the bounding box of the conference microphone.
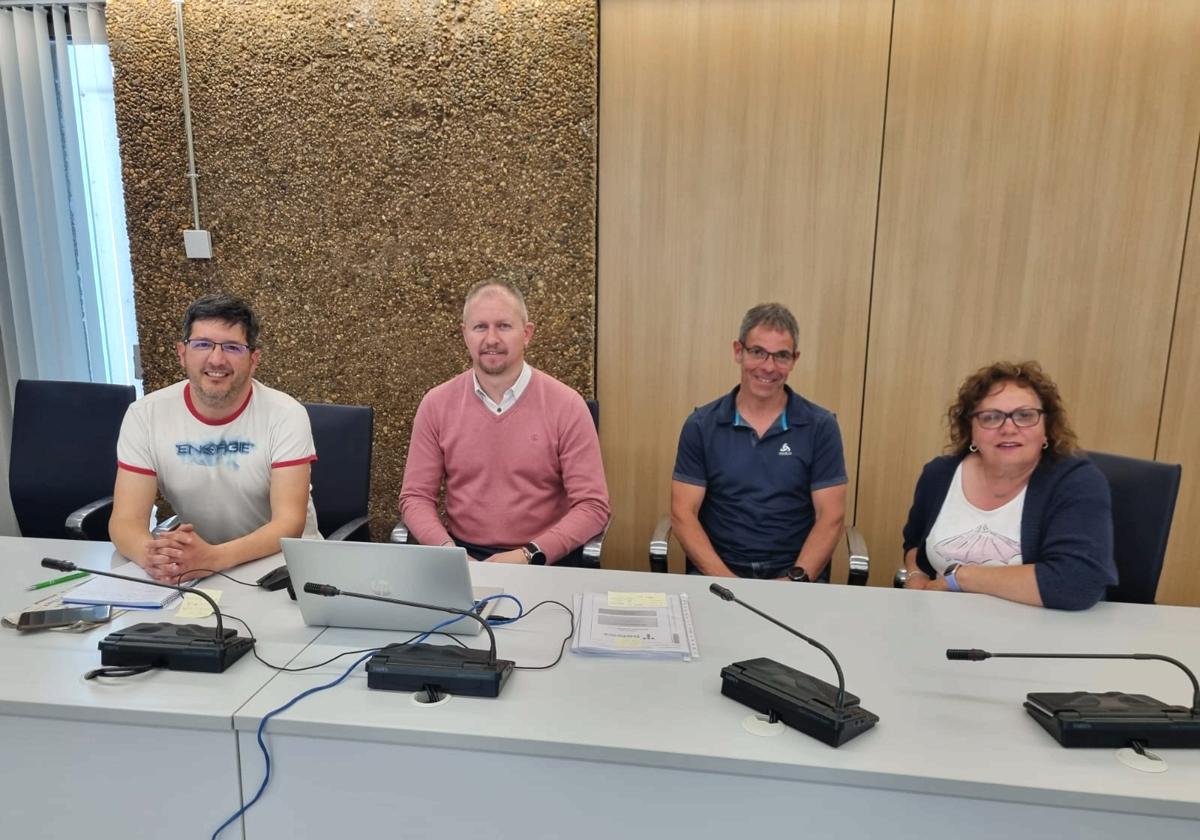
[40,557,253,673]
[303,582,514,698]
[946,647,1200,748]
[708,582,877,747]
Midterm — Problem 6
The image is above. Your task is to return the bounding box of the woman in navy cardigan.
[901,361,1116,610]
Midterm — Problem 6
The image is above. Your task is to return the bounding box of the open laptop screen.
[281,539,501,635]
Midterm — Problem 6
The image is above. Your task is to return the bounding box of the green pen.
[25,571,90,591]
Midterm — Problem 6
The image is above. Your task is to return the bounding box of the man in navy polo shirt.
[671,303,847,581]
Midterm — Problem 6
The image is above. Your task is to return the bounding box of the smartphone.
[17,605,112,631]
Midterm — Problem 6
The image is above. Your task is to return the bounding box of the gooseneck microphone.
[304,582,513,698]
[41,557,254,673]
[947,649,1200,714]
[947,647,1200,748]
[708,582,877,747]
[303,583,499,664]
[711,583,846,709]
[44,557,226,640]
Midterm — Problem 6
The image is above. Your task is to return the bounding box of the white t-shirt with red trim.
[117,379,321,545]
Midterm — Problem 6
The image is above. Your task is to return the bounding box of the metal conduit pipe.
[173,0,201,231]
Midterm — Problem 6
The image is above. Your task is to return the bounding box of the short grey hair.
[461,278,530,324]
[738,303,798,349]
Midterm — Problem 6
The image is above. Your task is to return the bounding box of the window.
[66,30,139,390]
[0,3,139,394]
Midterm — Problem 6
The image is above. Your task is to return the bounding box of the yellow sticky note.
[177,589,222,618]
[614,637,644,649]
[607,591,668,608]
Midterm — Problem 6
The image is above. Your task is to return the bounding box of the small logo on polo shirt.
[778,443,792,456]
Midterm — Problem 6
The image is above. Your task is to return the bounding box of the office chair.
[1086,450,1180,605]
[304,402,374,541]
[647,517,869,584]
[391,398,608,569]
[9,379,136,540]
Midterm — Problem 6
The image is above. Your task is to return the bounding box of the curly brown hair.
[947,360,1078,458]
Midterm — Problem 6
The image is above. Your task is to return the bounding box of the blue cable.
[210,616,463,838]
[212,600,527,838]
[425,593,525,631]
[210,648,379,838]
[482,593,525,624]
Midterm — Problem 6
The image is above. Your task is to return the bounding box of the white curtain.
[0,2,130,401]
[0,2,128,536]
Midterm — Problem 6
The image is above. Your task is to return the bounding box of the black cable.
[175,571,568,670]
[221,612,468,672]
[512,599,574,671]
[170,568,258,587]
[84,664,157,680]
[431,633,471,650]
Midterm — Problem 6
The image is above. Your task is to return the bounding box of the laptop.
[280,539,502,635]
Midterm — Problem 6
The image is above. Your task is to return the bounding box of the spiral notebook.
[63,562,195,609]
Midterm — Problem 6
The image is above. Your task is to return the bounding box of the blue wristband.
[944,564,963,593]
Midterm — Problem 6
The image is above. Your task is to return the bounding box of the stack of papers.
[572,591,698,660]
[63,562,197,609]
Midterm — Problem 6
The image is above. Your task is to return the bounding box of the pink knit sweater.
[399,369,610,563]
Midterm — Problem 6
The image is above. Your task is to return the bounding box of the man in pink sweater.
[399,280,610,565]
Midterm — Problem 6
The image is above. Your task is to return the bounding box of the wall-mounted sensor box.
[183,229,212,259]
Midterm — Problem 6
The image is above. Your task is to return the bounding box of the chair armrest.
[327,516,371,542]
[894,567,911,589]
[649,515,671,574]
[580,517,611,569]
[389,520,410,544]
[844,526,869,586]
[65,497,114,540]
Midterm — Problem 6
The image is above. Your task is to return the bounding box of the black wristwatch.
[523,542,547,566]
[787,566,810,582]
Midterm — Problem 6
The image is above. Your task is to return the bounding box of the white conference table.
[0,537,318,839]
[3,537,1199,839]
[233,562,1200,840]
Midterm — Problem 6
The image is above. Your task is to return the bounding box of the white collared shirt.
[473,362,532,415]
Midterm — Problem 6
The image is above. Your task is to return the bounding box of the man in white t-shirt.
[109,294,320,582]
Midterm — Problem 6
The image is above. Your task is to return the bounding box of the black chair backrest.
[1086,450,1182,605]
[9,379,136,538]
[585,399,599,433]
[304,403,373,537]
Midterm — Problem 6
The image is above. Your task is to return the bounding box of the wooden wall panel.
[858,1,1200,586]
[1157,157,1200,607]
[597,0,891,571]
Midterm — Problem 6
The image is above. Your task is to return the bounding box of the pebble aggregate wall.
[107,0,597,536]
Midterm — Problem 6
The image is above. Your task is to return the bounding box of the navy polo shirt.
[672,385,847,570]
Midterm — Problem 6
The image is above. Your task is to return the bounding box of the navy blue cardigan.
[902,454,1117,610]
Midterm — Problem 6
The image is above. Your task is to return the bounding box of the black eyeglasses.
[969,408,1045,429]
[739,344,797,365]
[183,338,253,356]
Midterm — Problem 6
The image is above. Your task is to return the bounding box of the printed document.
[572,591,698,660]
